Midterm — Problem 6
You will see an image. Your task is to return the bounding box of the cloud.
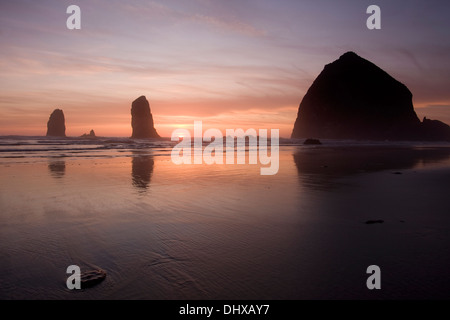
[1,1,450,137]
[190,13,265,37]
[117,0,265,37]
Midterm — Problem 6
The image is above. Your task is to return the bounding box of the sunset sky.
[1,0,449,137]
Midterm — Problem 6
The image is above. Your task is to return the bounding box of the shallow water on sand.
[0,137,449,299]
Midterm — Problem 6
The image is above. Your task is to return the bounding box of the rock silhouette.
[131,96,160,138]
[420,117,450,141]
[291,52,450,141]
[81,129,96,138]
[46,109,66,137]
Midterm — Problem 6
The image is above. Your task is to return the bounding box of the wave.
[0,135,449,160]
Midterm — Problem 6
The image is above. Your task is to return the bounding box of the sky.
[0,0,449,137]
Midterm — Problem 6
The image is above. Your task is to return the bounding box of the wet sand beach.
[0,138,449,299]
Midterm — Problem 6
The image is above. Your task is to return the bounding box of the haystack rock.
[291,52,450,141]
[46,109,66,137]
[131,96,160,138]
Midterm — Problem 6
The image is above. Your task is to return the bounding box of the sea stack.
[291,52,450,141]
[81,129,96,138]
[131,96,160,138]
[46,109,66,137]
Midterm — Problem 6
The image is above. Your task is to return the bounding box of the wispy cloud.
[0,0,449,136]
[190,13,265,37]
[118,0,265,37]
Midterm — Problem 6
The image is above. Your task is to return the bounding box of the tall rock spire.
[131,96,160,138]
[46,109,66,137]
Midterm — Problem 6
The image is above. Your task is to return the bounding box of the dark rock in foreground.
[291,52,450,141]
[46,109,66,137]
[80,269,106,289]
[131,96,160,138]
[304,138,322,145]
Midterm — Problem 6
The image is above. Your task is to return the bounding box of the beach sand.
[0,142,449,299]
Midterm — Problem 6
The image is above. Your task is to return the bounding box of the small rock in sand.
[365,220,384,224]
[303,138,322,145]
[80,269,106,288]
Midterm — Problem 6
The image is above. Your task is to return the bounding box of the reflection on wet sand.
[131,153,154,191]
[48,159,66,179]
[293,147,450,191]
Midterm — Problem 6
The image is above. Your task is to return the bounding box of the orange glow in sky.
[0,1,449,137]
